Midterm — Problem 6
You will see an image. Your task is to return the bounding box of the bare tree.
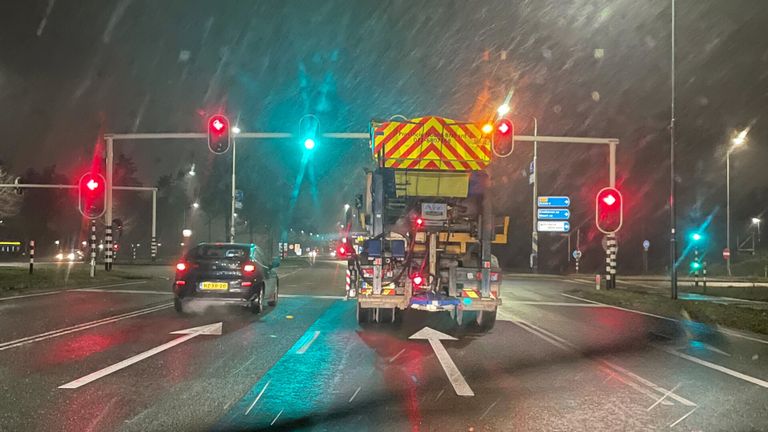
[0,167,21,219]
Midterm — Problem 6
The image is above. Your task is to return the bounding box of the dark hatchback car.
[173,243,279,314]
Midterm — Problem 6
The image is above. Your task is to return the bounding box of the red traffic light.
[595,187,623,233]
[207,114,231,154]
[492,119,515,156]
[78,172,106,219]
[415,217,424,228]
[411,273,424,288]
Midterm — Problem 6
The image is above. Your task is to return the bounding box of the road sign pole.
[105,136,113,271]
[230,137,237,243]
[90,219,96,277]
[151,188,157,262]
[531,118,538,273]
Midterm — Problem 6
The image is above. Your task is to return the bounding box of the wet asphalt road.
[1,261,767,431]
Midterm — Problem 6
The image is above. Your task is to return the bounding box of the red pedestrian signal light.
[595,187,623,233]
[492,119,515,156]
[78,172,106,219]
[207,114,231,154]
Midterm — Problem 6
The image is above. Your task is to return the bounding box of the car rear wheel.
[250,285,265,314]
[173,297,184,314]
[267,279,278,307]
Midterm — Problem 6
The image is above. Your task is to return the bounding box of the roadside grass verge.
[0,266,152,297]
[568,288,768,336]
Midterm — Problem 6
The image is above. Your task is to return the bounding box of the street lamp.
[231,126,241,135]
[188,163,196,177]
[182,229,192,238]
[752,217,761,245]
[726,128,749,276]
[192,201,200,209]
[497,103,510,116]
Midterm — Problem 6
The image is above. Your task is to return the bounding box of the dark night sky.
[1,0,766,270]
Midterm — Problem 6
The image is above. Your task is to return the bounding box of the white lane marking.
[504,301,604,307]
[278,269,304,279]
[245,381,271,415]
[561,293,677,322]
[718,328,768,346]
[669,407,698,428]
[647,383,681,411]
[660,347,768,389]
[410,327,474,397]
[59,322,222,389]
[0,303,171,351]
[348,386,361,403]
[270,409,284,426]
[296,331,321,354]
[0,281,148,302]
[565,279,593,286]
[602,360,695,407]
[435,388,445,401]
[561,293,768,345]
[479,399,499,419]
[504,312,691,407]
[389,348,406,363]
[73,288,171,295]
[699,342,732,357]
[280,294,345,300]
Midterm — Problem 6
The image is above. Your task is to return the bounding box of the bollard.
[28,240,35,274]
[702,261,708,292]
[595,274,601,290]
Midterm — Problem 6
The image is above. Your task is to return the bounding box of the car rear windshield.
[189,245,249,260]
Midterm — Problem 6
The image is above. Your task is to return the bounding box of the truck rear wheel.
[356,302,370,324]
[476,310,497,331]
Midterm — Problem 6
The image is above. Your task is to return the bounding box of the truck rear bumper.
[357,293,500,312]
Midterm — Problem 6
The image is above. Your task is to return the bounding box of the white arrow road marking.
[59,322,222,389]
[409,327,474,397]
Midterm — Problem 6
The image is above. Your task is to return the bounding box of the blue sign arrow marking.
[537,196,571,208]
[538,209,570,220]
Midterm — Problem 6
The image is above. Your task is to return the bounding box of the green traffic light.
[691,233,702,242]
[690,261,701,270]
[304,138,315,150]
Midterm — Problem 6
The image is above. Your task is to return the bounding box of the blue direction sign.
[538,209,570,220]
[538,196,571,208]
[537,221,570,233]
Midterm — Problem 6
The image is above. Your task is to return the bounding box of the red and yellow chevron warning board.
[371,116,491,171]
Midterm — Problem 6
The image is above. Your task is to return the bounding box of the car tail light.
[175,280,186,285]
[242,281,252,287]
[243,263,256,273]
[176,262,186,271]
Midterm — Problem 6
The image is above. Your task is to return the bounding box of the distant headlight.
[55,253,64,260]
[67,253,76,261]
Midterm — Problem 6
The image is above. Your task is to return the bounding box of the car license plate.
[201,282,228,291]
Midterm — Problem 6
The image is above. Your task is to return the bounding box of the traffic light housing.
[78,172,106,219]
[207,114,231,154]
[595,187,623,234]
[491,119,515,156]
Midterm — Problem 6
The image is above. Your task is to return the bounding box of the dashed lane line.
[0,303,171,351]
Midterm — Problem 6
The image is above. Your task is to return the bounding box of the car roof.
[196,242,253,248]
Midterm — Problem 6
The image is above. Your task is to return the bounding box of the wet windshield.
[1,1,767,431]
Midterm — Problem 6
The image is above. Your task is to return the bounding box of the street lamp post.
[752,217,761,245]
[726,129,748,276]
